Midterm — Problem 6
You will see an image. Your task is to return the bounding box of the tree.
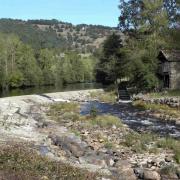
[118,0,179,91]
[38,49,55,85]
[96,33,124,84]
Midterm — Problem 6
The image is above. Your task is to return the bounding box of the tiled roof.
[160,50,180,62]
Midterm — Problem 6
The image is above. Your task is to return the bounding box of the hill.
[0,18,122,53]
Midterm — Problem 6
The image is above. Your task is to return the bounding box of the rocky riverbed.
[0,89,180,180]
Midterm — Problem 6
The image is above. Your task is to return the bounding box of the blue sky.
[0,0,120,27]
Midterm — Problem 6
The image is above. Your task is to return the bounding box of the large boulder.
[114,160,137,180]
[49,134,86,158]
[143,170,161,180]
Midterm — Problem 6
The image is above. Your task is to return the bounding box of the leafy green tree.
[118,0,179,90]
[38,49,55,85]
[96,33,124,84]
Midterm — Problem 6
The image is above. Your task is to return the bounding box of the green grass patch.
[89,115,122,128]
[123,132,180,164]
[104,141,114,149]
[47,102,81,122]
[160,164,179,176]
[157,137,180,164]
[90,91,117,103]
[123,132,158,153]
[149,90,180,98]
[71,129,81,137]
[48,102,80,114]
[0,144,98,180]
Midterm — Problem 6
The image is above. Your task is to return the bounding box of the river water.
[81,101,180,138]
[0,83,103,98]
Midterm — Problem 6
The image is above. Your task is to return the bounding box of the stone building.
[158,50,180,89]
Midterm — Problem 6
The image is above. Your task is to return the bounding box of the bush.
[90,105,98,118]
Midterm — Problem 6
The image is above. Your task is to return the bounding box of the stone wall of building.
[170,62,180,89]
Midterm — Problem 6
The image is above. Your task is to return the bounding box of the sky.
[0,0,120,27]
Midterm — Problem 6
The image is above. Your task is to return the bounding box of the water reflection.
[0,83,103,98]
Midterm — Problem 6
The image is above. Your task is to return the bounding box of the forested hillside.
[0,18,122,90]
[0,18,121,53]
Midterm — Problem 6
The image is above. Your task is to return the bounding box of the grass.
[47,102,81,122]
[157,137,180,164]
[71,129,81,137]
[123,132,158,153]
[47,102,122,129]
[104,141,114,149]
[48,102,80,114]
[0,144,98,180]
[149,90,180,98]
[133,100,180,118]
[160,164,179,176]
[89,115,123,128]
[123,132,180,164]
[90,91,117,103]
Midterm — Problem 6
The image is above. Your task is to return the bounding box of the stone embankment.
[133,94,180,108]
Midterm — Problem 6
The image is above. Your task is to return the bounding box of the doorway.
[164,74,170,88]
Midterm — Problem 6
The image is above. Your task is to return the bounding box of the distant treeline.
[0,33,97,90]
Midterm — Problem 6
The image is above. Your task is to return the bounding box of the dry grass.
[133,100,180,118]
[0,144,99,180]
[149,90,180,98]
[90,91,117,103]
[47,102,81,122]
[89,115,122,128]
[123,132,180,163]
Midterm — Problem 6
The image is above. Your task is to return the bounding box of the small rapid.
[81,101,180,138]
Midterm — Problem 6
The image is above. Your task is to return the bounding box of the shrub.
[90,105,98,118]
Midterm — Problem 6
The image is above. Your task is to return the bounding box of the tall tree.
[96,33,124,84]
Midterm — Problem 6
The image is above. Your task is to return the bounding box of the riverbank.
[0,89,180,180]
[132,93,180,126]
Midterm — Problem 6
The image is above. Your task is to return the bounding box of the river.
[0,83,103,98]
[81,101,180,138]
